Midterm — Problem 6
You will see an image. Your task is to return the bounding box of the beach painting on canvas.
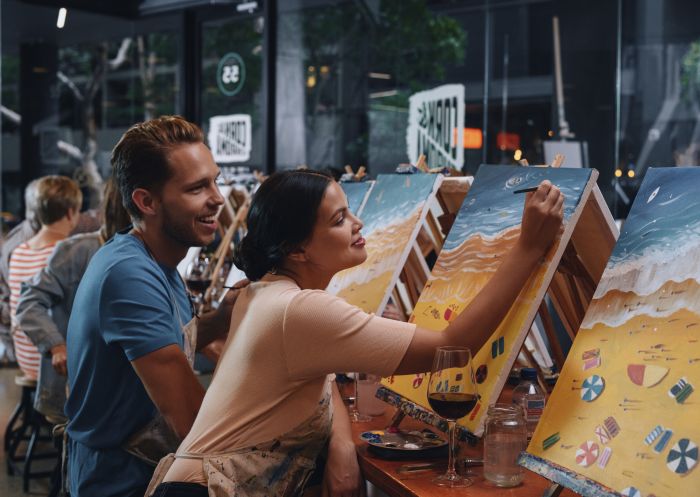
[522,167,700,497]
[384,164,596,436]
[340,181,373,215]
[327,174,441,314]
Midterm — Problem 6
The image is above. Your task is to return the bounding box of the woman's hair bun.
[233,236,281,281]
[233,170,332,281]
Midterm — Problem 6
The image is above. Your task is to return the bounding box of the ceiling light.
[236,2,258,13]
[57,7,67,29]
[369,72,391,80]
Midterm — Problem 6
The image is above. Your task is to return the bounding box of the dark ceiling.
[19,0,141,18]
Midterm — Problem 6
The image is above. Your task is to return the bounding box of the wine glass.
[427,346,478,488]
[185,254,212,312]
[348,373,372,423]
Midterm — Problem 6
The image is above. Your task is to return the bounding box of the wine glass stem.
[447,420,458,479]
[352,374,360,414]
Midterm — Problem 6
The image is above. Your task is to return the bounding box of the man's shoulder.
[91,234,148,269]
[80,237,151,286]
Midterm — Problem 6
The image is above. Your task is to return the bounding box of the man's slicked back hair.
[112,115,205,220]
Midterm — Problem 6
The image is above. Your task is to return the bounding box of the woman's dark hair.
[234,170,333,281]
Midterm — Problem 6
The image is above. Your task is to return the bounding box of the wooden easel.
[202,187,251,304]
[391,176,473,319]
[343,165,367,181]
[518,157,618,376]
[378,163,618,439]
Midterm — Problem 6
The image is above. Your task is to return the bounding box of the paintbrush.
[512,186,539,194]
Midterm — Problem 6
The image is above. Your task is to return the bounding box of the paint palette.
[360,429,448,459]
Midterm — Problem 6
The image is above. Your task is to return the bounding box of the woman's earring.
[269,267,277,275]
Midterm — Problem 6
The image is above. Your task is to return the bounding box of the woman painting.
[147,170,564,497]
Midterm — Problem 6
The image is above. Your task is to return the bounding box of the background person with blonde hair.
[15,176,131,419]
[8,175,82,379]
[0,179,40,365]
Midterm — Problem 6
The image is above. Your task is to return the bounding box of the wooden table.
[352,410,577,497]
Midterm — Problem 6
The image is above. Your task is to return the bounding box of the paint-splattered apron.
[146,379,333,497]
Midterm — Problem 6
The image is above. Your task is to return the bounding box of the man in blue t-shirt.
[66,116,240,497]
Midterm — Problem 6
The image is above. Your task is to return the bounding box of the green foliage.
[1,55,20,113]
[376,0,466,91]
[295,0,467,165]
[300,0,467,108]
[681,39,700,102]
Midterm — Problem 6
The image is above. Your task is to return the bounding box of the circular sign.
[217,52,246,97]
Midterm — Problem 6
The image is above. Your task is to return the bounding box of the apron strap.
[145,453,177,497]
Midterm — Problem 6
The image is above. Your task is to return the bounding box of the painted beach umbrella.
[581,375,605,402]
[627,364,668,387]
[666,438,698,474]
[620,487,642,497]
[575,440,599,467]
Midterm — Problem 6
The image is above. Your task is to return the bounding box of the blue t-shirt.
[65,232,192,496]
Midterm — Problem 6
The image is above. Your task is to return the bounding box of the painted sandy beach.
[385,165,593,435]
[527,167,700,497]
[327,174,440,314]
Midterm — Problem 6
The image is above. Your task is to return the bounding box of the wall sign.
[216,52,246,97]
[209,114,252,163]
[406,84,465,170]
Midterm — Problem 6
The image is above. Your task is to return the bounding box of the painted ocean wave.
[581,278,700,329]
[442,165,590,252]
[593,238,700,299]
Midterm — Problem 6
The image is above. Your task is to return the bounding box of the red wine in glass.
[427,392,478,420]
[427,346,478,488]
[186,279,212,294]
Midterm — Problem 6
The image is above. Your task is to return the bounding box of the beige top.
[164,274,416,484]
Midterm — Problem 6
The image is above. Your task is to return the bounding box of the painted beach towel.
[327,174,441,314]
[522,167,700,497]
[384,164,596,436]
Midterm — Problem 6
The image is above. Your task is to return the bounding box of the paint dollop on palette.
[627,364,668,387]
[359,429,446,451]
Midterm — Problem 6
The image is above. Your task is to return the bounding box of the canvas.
[522,167,700,497]
[340,181,374,215]
[327,174,442,314]
[383,164,597,436]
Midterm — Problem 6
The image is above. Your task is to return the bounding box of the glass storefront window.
[1,0,181,217]
[200,11,264,170]
[4,0,700,220]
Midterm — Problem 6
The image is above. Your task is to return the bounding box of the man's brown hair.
[112,115,205,220]
[35,175,82,226]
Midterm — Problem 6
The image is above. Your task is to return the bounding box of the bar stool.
[4,375,58,491]
[46,415,67,497]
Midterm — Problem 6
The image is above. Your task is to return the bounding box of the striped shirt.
[9,242,57,379]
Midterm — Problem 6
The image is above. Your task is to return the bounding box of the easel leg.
[519,342,548,393]
[542,483,565,497]
[538,301,567,372]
